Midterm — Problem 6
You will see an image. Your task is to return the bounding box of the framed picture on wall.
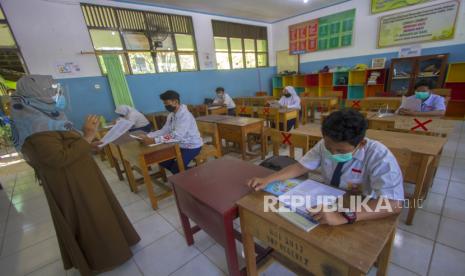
[371,58,386,69]
[371,0,432,14]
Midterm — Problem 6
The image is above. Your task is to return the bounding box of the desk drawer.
[219,125,242,142]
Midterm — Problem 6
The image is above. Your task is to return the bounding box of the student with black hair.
[138,90,203,174]
[248,109,404,225]
[398,79,446,117]
[212,87,236,115]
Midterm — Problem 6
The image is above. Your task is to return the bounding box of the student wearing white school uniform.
[115,105,152,133]
[397,79,446,117]
[277,86,301,130]
[248,109,404,225]
[213,87,236,115]
[138,90,203,174]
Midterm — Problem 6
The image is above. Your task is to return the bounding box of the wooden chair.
[389,148,412,180]
[188,104,208,117]
[144,114,158,130]
[256,106,280,129]
[255,91,268,96]
[385,127,446,138]
[269,128,309,159]
[235,105,255,117]
[194,121,222,165]
[361,101,397,112]
[234,97,245,106]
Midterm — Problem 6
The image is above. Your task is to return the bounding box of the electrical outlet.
[94,84,101,90]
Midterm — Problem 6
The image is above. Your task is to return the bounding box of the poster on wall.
[371,0,432,14]
[378,1,459,48]
[55,61,81,74]
[288,9,355,55]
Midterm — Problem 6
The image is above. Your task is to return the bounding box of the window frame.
[0,4,28,80]
[81,4,199,75]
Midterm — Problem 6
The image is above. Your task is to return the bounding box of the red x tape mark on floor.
[352,101,361,108]
[239,107,247,113]
[281,132,292,145]
[411,118,432,131]
[263,107,270,115]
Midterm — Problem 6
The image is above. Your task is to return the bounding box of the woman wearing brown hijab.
[10,75,140,276]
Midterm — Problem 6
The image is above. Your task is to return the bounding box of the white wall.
[270,0,465,65]
[0,0,272,78]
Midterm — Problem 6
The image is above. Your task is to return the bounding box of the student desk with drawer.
[238,191,398,276]
[291,124,447,225]
[208,105,228,115]
[234,96,275,106]
[197,115,266,160]
[346,97,402,111]
[169,158,273,276]
[300,96,339,124]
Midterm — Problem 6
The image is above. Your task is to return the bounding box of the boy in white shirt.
[213,87,236,115]
[248,109,403,225]
[139,90,203,174]
[398,79,446,117]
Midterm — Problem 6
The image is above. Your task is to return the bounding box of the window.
[0,5,27,85]
[212,20,268,70]
[81,4,198,75]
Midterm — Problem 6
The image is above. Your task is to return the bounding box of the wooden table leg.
[180,210,194,245]
[241,129,247,160]
[139,156,158,210]
[261,125,265,160]
[240,211,258,276]
[376,229,396,276]
[310,103,315,123]
[406,155,431,225]
[122,159,138,192]
[223,214,241,276]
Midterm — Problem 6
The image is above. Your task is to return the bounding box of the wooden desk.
[346,97,401,111]
[300,97,339,124]
[235,96,275,106]
[169,158,273,276]
[197,115,266,160]
[238,192,398,276]
[292,124,447,224]
[278,108,299,130]
[208,106,228,115]
[114,134,182,209]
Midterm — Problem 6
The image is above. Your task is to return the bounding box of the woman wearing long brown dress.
[10,75,140,276]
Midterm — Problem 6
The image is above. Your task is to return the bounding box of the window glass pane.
[0,8,5,20]
[178,53,196,71]
[230,38,242,52]
[175,34,194,51]
[257,39,267,52]
[156,51,177,72]
[244,39,255,52]
[215,52,230,70]
[231,53,244,69]
[156,36,174,51]
[90,30,123,50]
[257,53,267,67]
[214,37,228,51]
[123,32,150,50]
[245,53,256,68]
[0,24,15,47]
[0,49,26,79]
[128,52,155,74]
[97,54,129,74]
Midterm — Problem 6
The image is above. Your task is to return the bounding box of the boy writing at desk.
[248,109,404,225]
[397,79,446,117]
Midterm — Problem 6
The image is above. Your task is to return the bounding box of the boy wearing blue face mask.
[398,79,446,117]
[248,109,404,225]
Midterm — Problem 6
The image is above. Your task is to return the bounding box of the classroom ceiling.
[119,0,349,23]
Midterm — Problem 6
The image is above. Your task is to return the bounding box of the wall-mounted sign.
[399,44,422,57]
[378,1,459,48]
[371,0,432,14]
[288,9,355,55]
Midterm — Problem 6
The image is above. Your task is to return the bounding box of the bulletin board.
[371,0,431,14]
[288,9,355,55]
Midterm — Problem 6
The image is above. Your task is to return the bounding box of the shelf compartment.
[305,74,319,86]
[293,75,306,87]
[445,82,465,100]
[272,76,283,88]
[446,63,465,83]
[333,85,348,99]
[348,85,365,99]
[333,71,349,86]
[348,70,366,85]
[319,73,333,87]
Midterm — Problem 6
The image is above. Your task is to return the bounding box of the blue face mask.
[325,149,353,163]
[415,91,430,100]
[55,95,66,110]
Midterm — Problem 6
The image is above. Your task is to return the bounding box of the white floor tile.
[170,254,225,276]
[390,229,434,276]
[439,156,454,168]
[1,221,56,257]
[131,213,174,253]
[0,237,61,276]
[122,200,154,223]
[114,190,143,207]
[176,227,216,253]
[451,167,465,183]
[430,178,449,195]
[398,209,440,240]
[158,204,182,229]
[437,217,465,252]
[387,263,419,276]
[99,259,142,276]
[443,197,465,222]
[429,244,465,276]
[203,242,245,274]
[5,205,52,235]
[421,192,445,215]
[435,166,452,180]
[9,195,48,216]
[133,231,200,276]
[447,181,465,201]
[26,260,66,276]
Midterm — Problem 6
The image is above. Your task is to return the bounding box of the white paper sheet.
[278,179,345,212]
[400,96,421,112]
[98,119,134,147]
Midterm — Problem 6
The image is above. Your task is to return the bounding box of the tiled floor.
[1,121,465,276]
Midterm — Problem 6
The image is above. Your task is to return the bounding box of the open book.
[399,96,421,112]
